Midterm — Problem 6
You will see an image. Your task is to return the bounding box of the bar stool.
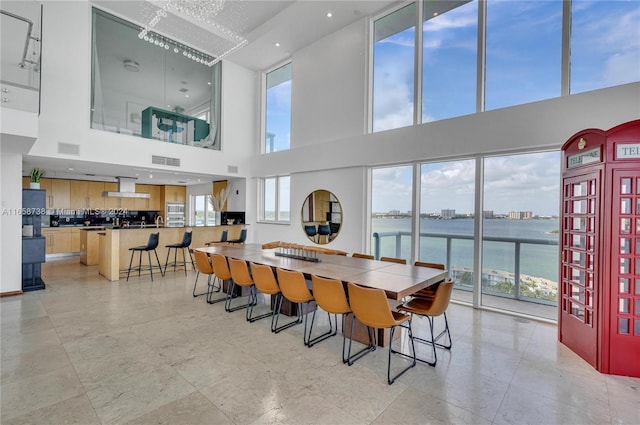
[228,229,247,245]
[126,232,163,282]
[205,230,227,246]
[164,231,194,275]
[304,225,318,243]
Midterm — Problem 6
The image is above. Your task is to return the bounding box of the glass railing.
[0,6,41,114]
[372,230,559,306]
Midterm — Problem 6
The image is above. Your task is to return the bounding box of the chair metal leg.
[163,248,171,275]
[271,294,302,333]
[147,250,154,281]
[138,250,142,277]
[126,250,135,281]
[388,318,416,385]
[181,248,188,276]
[225,282,256,312]
[305,307,337,347]
[154,249,164,277]
[207,277,227,304]
[343,313,376,365]
[401,312,452,367]
[247,286,274,323]
[192,271,211,297]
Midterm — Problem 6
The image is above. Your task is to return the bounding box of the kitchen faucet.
[155,216,163,228]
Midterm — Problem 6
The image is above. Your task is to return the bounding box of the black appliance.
[50,214,60,227]
[221,211,245,225]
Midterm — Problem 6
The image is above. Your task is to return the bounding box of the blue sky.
[370,0,639,215]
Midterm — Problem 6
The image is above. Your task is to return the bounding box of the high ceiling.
[18,0,399,185]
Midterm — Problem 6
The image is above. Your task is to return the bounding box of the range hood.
[102,177,150,198]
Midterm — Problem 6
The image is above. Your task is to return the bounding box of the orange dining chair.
[352,253,374,260]
[347,283,416,385]
[249,262,300,332]
[276,268,331,346]
[207,254,232,305]
[311,275,374,364]
[380,256,407,264]
[192,250,216,298]
[227,258,258,316]
[396,279,454,366]
[411,262,446,299]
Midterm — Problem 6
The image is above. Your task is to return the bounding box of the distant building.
[388,209,400,216]
[508,211,533,219]
[483,210,494,219]
[441,209,456,219]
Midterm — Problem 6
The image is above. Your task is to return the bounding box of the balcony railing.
[373,230,559,306]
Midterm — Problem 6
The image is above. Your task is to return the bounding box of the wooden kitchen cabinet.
[40,179,71,210]
[71,228,81,252]
[163,185,186,204]
[71,180,105,210]
[134,184,162,211]
[42,227,73,254]
[70,180,89,209]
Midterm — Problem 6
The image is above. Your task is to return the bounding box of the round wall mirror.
[301,190,342,244]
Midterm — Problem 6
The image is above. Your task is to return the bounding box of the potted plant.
[29,168,45,189]
[210,187,230,225]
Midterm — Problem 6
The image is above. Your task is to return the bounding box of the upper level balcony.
[1,5,41,115]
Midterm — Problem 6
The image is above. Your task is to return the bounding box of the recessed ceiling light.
[167,104,171,108]
[433,12,439,17]
[326,12,333,18]
[185,94,190,98]
[207,81,211,85]
[275,42,280,47]
[67,167,74,171]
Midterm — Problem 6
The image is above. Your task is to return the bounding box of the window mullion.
[414,0,423,125]
[476,0,486,113]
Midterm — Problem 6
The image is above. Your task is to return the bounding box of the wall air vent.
[152,155,181,167]
[228,165,238,173]
[58,142,80,156]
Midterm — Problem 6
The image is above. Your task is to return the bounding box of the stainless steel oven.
[166,203,185,227]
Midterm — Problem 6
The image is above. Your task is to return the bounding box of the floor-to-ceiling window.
[264,63,292,153]
[370,152,560,320]
[570,0,640,94]
[422,0,477,122]
[372,4,416,132]
[371,0,639,131]
[481,152,560,318]
[485,0,562,110]
[419,159,476,300]
[371,165,413,260]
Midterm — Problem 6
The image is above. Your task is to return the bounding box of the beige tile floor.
[1,257,638,425]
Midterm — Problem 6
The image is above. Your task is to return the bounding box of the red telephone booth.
[560,119,640,377]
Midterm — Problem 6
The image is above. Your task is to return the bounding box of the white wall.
[30,2,257,180]
[1,135,36,294]
[291,19,367,147]
[253,167,368,253]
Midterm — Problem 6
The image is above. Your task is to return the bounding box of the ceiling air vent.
[152,155,181,167]
[58,142,80,156]
[227,165,239,173]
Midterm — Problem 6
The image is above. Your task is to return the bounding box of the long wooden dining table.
[195,243,448,301]
[195,243,448,346]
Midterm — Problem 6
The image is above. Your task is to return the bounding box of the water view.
[372,217,560,303]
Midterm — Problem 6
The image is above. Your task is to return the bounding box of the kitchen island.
[98,225,244,281]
